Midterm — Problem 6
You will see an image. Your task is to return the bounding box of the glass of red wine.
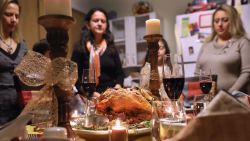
[82,68,96,116]
[193,70,213,115]
[199,69,212,95]
[162,54,185,122]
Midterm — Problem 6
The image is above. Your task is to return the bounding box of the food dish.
[74,127,151,141]
[96,88,154,124]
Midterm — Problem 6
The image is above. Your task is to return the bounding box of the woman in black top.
[72,8,124,94]
[0,0,27,125]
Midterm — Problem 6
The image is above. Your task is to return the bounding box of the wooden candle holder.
[143,34,162,99]
[38,15,76,139]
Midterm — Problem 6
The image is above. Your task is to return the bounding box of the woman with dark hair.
[140,38,171,98]
[72,8,124,94]
[195,4,250,94]
[0,0,27,125]
[143,38,170,66]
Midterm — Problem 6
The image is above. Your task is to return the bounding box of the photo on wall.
[180,34,202,62]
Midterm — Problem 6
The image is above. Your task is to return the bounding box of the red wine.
[82,82,96,98]
[200,81,212,94]
[163,77,184,100]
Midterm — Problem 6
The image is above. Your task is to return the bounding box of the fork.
[27,134,38,139]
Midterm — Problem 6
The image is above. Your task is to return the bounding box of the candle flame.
[115,119,123,127]
[72,110,79,118]
[74,110,78,115]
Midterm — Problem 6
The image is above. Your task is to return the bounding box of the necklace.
[0,37,13,53]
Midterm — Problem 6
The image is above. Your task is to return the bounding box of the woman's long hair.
[0,0,22,42]
[143,38,170,66]
[207,4,246,42]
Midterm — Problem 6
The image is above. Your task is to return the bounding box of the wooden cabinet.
[110,12,163,68]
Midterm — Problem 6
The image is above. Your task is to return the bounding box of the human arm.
[229,38,250,93]
[194,44,205,76]
[113,47,125,86]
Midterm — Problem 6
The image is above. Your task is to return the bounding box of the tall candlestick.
[44,0,72,16]
[146,19,160,35]
[143,33,162,98]
[109,119,128,141]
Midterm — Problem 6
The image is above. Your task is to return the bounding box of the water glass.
[151,101,186,141]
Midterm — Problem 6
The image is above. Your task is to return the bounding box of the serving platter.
[74,127,151,141]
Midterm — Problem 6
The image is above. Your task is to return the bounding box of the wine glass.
[193,70,212,115]
[82,68,96,116]
[162,54,185,101]
[162,54,185,122]
[199,69,212,95]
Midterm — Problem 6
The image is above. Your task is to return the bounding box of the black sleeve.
[113,47,125,86]
[71,41,84,94]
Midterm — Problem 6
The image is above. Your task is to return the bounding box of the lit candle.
[145,19,161,35]
[44,0,72,16]
[71,110,80,119]
[109,119,128,141]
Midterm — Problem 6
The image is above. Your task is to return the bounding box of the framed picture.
[199,13,212,28]
[180,34,202,62]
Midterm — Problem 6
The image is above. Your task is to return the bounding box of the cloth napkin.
[170,90,250,141]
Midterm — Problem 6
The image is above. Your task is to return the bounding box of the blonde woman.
[0,0,27,125]
[195,4,250,94]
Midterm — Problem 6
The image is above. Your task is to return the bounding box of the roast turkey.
[96,88,153,124]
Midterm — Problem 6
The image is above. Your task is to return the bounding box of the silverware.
[27,134,38,139]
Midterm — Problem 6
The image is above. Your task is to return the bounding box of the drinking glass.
[162,54,185,101]
[151,101,186,141]
[199,69,212,95]
[158,54,186,129]
[82,69,96,116]
[193,70,213,115]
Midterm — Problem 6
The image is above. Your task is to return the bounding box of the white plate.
[23,139,69,141]
[74,127,150,135]
[74,128,151,141]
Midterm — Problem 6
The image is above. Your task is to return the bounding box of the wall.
[18,0,191,54]
[18,0,85,58]
[19,0,40,49]
[88,0,192,53]
[72,0,90,13]
[68,10,85,58]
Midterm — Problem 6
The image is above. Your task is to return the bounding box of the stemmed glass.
[81,69,110,128]
[82,68,96,116]
[193,69,212,114]
[162,54,185,122]
[199,69,212,95]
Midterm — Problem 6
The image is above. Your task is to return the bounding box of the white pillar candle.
[110,119,128,141]
[146,19,161,35]
[44,0,72,16]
